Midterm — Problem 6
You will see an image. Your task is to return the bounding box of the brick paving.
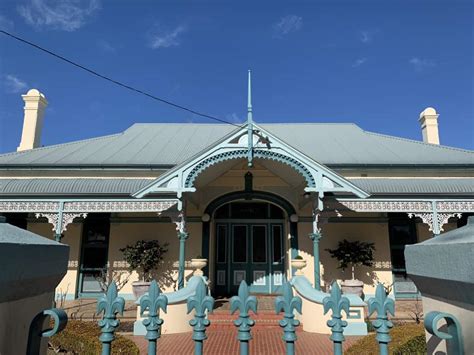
[129,329,359,355]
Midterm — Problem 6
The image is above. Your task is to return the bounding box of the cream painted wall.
[27,221,82,299]
[297,220,393,296]
[107,220,203,295]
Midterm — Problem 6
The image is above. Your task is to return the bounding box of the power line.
[0,29,243,128]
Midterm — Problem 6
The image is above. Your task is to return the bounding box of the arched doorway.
[203,191,298,296]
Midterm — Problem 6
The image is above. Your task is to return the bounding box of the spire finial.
[247,69,253,124]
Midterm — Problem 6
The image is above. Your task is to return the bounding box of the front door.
[215,221,285,295]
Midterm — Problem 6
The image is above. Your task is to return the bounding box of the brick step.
[208,311,289,329]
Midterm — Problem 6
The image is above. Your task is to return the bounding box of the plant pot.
[132,281,151,300]
[190,258,208,276]
[291,259,307,276]
[341,279,364,298]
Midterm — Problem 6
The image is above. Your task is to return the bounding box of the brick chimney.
[17,89,48,151]
[419,107,440,145]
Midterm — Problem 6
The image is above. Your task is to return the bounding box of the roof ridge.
[363,130,474,154]
[0,132,123,158]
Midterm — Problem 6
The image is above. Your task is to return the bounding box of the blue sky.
[0,0,473,153]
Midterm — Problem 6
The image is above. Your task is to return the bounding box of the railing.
[28,278,465,355]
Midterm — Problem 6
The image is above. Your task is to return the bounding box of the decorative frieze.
[408,213,435,231]
[63,200,176,213]
[436,201,474,212]
[341,200,432,212]
[0,201,60,212]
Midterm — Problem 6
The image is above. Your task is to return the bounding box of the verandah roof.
[1,177,472,196]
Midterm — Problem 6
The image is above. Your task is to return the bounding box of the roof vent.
[17,89,48,152]
[419,107,440,145]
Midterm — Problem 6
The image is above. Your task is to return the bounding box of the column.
[309,231,322,290]
[177,230,189,289]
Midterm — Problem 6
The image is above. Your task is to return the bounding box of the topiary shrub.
[346,323,426,355]
[49,320,139,354]
[120,239,169,281]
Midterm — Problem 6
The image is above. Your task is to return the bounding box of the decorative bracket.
[408,212,462,234]
[35,212,88,234]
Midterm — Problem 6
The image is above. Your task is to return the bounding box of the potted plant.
[120,240,168,299]
[291,255,307,275]
[190,255,207,276]
[326,239,375,297]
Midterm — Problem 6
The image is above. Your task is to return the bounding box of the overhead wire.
[0,29,244,128]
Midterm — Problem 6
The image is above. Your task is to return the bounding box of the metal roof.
[349,178,474,195]
[0,177,472,196]
[0,123,472,167]
[0,178,152,195]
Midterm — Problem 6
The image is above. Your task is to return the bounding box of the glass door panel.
[230,225,248,294]
[271,224,284,293]
[250,225,268,293]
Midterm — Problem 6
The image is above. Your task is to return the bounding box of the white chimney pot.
[17,89,48,152]
[419,107,440,145]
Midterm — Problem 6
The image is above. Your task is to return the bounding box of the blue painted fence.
[29,278,464,355]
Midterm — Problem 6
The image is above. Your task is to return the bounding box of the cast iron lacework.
[35,212,88,233]
[184,149,316,188]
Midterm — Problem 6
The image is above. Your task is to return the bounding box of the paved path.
[129,330,359,355]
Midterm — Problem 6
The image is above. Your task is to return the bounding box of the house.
[1,75,473,301]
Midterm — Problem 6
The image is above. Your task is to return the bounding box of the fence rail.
[29,277,464,355]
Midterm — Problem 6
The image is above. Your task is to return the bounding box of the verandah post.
[309,230,322,290]
[177,230,189,289]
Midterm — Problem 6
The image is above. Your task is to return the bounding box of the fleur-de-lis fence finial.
[187,278,214,355]
[140,280,168,355]
[96,282,125,355]
[323,282,350,355]
[275,281,302,355]
[367,283,395,355]
[230,280,258,355]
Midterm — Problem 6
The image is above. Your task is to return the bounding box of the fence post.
[140,280,168,355]
[367,284,395,355]
[97,282,125,355]
[323,281,350,355]
[275,281,302,355]
[26,308,68,355]
[187,278,214,355]
[424,311,464,355]
[230,280,258,355]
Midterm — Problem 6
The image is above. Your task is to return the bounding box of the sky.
[0,0,473,154]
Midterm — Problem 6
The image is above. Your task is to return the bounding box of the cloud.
[97,39,116,53]
[149,24,187,49]
[358,29,379,44]
[0,14,14,30]
[4,75,28,93]
[352,58,367,68]
[18,0,100,31]
[409,57,436,71]
[273,15,303,37]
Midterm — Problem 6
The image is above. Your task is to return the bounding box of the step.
[208,311,290,330]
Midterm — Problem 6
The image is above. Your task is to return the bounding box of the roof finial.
[247,69,253,124]
[247,69,253,168]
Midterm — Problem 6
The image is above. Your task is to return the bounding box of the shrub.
[120,239,168,281]
[346,323,426,355]
[326,239,375,279]
[49,320,139,355]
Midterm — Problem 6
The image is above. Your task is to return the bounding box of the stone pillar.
[17,89,48,151]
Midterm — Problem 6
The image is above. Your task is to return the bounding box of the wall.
[107,216,203,297]
[297,216,393,296]
[0,292,54,355]
[27,220,82,300]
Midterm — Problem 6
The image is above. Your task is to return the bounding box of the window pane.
[272,225,283,263]
[233,226,247,262]
[217,225,227,263]
[252,226,267,263]
[231,202,267,219]
[269,204,284,219]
